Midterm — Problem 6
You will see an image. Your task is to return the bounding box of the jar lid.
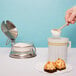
[48,37,69,43]
[1,20,18,40]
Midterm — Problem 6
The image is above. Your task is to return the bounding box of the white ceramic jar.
[10,42,36,58]
[13,43,33,52]
[48,37,71,63]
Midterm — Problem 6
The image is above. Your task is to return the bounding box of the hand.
[65,6,76,25]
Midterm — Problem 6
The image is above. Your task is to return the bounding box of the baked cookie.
[44,61,57,73]
[55,58,66,70]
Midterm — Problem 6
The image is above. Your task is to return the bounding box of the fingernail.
[67,23,69,26]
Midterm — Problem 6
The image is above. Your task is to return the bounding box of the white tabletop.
[0,48,76,76]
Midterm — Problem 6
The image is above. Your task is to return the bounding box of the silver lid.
[1,20,18,40]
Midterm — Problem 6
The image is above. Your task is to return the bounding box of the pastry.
[44,61,57,73]
[55,58,66,70]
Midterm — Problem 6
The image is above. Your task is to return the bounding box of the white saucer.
[35,62,72,74]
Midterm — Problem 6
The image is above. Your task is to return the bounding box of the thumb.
[69,13,76,22]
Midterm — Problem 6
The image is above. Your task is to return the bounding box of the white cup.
[48,37,71,63]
